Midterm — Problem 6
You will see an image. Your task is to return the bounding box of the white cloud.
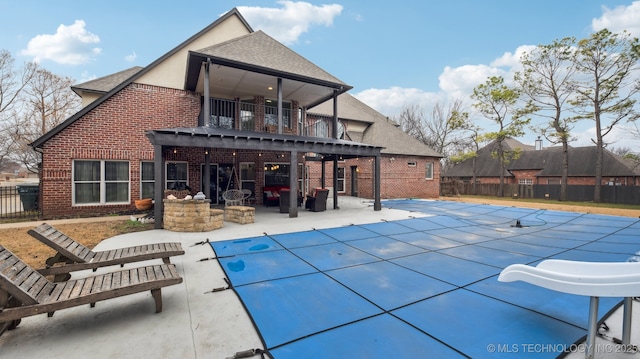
[125,51,137,62]
[20,20,101,65]
[572,124,640,150]
[592,1,640,37]
[353,87,443,118]
[438,64,507,99]
[237,1,343,45]
[491,45,536,69]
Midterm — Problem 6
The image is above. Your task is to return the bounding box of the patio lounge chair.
[0,244,183,336]
[28,223,184,281]
[305,188,329,212]
[499,259,640,359]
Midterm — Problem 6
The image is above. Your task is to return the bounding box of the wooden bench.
[0,245,183,336]
[28,223,184,281]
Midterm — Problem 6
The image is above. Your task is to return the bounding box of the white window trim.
[337,166,346,193]
[425,162,434,180]
[140,161,154,199]
[72,160,130,206]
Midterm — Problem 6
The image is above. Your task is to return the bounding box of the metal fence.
[0,184,41,220]
[441,182,640,205]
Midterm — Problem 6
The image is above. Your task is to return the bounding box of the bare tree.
[571,29,640,202]
[396,98,473,169]
[0,49,37,167]
[13,67,81,172]
[515,37,578,201]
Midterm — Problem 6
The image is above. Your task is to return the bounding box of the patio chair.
[0,244,183,336]
[499,259,640,359]
[28,223,184,281]
[305,188,329,212]
[222,189,245,206]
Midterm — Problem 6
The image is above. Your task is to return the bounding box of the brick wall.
[306,155,441,199]
[39,82,442,218]
[40,83,200,218]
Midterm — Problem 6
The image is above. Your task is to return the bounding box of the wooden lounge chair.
[0,244,183,336]
[28,223,185,281]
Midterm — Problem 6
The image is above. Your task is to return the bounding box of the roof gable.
[31,8,252,149]
[195,31,346,86]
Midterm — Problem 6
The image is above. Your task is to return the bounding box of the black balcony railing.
[207,97,334,138]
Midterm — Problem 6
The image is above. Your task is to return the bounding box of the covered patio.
[146,126,383,229]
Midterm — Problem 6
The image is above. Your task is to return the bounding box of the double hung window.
[73,160,129,205]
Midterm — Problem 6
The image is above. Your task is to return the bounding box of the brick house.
[30,8,442,227]
[443,138,640,185]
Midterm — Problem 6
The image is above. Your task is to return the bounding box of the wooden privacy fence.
[441,182,640,205]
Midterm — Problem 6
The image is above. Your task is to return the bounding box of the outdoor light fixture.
[173,148,177,154]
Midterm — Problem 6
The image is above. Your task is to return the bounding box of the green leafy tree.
[515,37,578,201]
[571,29,640,202]
[471,76,530,197]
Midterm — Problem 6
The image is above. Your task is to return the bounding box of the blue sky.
[2,0,640,149]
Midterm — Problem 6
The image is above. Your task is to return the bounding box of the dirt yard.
[0,220,154,269]
[443,196,640,218]
[1,197,638,270]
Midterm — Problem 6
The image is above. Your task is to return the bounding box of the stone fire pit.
[163,199,224,232]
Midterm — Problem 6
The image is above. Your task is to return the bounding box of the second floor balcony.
[205,97,340,139]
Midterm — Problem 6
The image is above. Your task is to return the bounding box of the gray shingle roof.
[71,66,143,94]
[196,31,347,87]
[309,93,442,157]
[443,138,640,177]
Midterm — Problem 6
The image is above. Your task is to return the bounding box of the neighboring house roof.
[71,66,143,96]
[31,8,253,149]
[309,93,443,158]
[443,138,640,178]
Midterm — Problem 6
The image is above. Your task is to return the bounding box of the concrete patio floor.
[0,197,638,358]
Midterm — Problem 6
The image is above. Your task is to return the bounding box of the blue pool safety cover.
[210,199,639,358]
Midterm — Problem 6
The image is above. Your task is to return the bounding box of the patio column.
[204,150,211,200]
[153,144,165,229]
[289,150,298,218]
[333,156,339,209]
[374,154,381,210]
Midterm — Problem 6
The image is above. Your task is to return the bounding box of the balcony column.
[202,59,211,127]
[332,89,338,139]
[277,77,283,134]
[332,89,339,209]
